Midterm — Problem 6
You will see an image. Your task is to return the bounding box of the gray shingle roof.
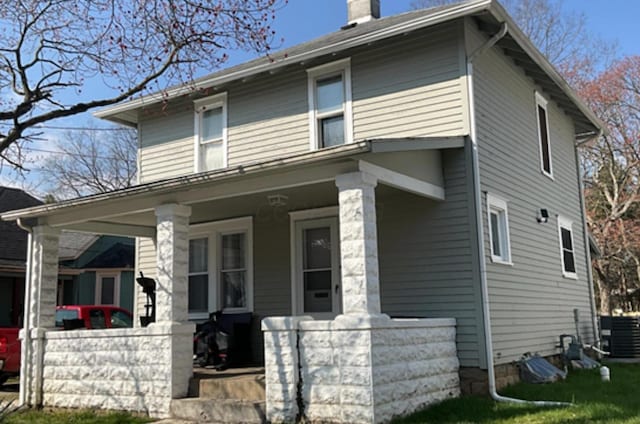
[0,187,42,263]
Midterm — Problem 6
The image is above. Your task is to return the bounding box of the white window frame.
[188,216,253,320]
[307,58,353,150]
[535,91,553,179]
[486,193,512,265]
[95,272,121,306]
[194,92,228,173]
[558,216,577,279]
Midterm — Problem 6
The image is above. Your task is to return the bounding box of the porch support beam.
[62,221,156,238]
[335,171,382,316]
[154,204,191,323]
[358,160,445,201]
[22,225,60,407]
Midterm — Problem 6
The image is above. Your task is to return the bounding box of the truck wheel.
[0,373,8,387]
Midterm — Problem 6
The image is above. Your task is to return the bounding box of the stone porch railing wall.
[263,315,460,424]
[40,323,194,417]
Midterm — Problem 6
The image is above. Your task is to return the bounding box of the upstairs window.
[487,194,511,264]
[558,216,577,279]
[307,59,353,149]
[535,92,552,177]
[194,93,227,172]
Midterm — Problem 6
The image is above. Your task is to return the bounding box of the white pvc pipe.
[467,23,571,407]
[15,219,32,406]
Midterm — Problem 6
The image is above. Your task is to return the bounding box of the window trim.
[95,272,121,306]
[193,92,228,173]
[535,91,553,179]
[486,193,512,265]
[307,58,353,150]
[558,215,578,279]
[188,216,253,319]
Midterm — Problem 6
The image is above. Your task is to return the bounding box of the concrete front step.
[189,367,265,402]
[170,398,266,424]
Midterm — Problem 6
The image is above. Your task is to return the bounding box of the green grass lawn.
[0,407,151,424]
[395,362,640,424]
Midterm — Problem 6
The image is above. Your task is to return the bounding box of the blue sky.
[2,0,638,192]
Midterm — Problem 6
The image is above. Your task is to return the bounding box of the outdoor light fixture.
[267,194,288,207]
[537,208,549,223]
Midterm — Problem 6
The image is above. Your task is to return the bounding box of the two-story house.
[1,0,603,422]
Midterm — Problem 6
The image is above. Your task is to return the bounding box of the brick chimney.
[347,0,380,25]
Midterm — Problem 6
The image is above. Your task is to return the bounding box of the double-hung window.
[558,216,577,279]
[188,217,253,319]
[194,93,227,173]
[535,92,553,177]
[307,59,353,149]
[487,194,511,264]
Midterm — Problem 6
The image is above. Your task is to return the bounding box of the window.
[188,217,253,319]
[307,59,353,149]
[487,193,511,264]
[110,310,133,328]
[194,93,227,172]
[558,216,577,279]
[95,273,120,306]
[536,92,552,177]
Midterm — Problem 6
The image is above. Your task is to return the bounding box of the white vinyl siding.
[470,20,594,364]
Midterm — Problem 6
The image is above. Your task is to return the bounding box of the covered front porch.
[3,140,463,422]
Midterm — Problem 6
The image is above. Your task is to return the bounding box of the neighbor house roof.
[0,187,42,267]
[94,0,603,135]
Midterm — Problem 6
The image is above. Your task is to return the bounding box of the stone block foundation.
[39,322,194,417]
[263,315,459,424]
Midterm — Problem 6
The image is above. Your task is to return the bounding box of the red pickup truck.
[0,305,133,386]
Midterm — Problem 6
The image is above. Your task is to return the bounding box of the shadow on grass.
[394,363,640,424]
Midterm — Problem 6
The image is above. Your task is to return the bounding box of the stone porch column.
[154,204,194,400]
[22,225,59,406]
[154,203,191,323]
[335,172,382,316]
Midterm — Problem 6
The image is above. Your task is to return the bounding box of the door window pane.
[316,75,343,114]
[89,309,106,329]
[189,238,208,273]
[304,270,332,313]
[188,274,209,313]
[100,277,115,305]
[110,310,133,328]
[304,227,331,269]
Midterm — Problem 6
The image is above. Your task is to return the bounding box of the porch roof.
[0,138,460,235]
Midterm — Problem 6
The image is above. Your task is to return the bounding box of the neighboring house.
[0,187,42,328]
[1,0,604,422]
[58,233,135,312]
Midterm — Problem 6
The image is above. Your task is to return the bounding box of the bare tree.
[0,0,286,168]
[38,127,137,199]
[410,0,614,84]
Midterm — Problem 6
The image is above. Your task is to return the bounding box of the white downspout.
[16,218,32,406]
[467,22,570,406]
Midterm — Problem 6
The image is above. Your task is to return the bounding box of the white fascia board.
[358,160,445,201]
[94,0,493,123]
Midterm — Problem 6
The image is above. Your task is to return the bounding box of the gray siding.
[470,24,595,364]
[136,22,468,184]
[378,148,483,367]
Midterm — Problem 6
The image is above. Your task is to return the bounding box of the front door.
[295,217,341,319]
